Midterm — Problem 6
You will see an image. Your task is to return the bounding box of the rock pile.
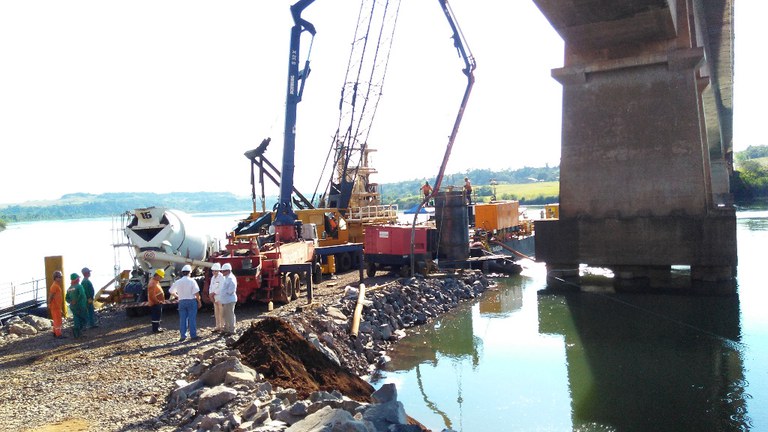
[153,331,424,431]
[0,313,52,340]
[146,272,488,431]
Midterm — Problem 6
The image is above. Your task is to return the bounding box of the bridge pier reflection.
[537,289,748,430]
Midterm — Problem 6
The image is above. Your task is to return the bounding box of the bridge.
[532,0,737,294]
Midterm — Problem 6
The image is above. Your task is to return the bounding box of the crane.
[410,0,477,275]
[273,0,317,242]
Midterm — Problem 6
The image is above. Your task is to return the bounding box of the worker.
[81,267,98,328]
[219,263,238,335]
[464,177,473,205]
[208,262,225,332]
[147,268,166,333]
[65,273,88,339]
[421,181,433,202]
[169,264,202,342]
[48,270,65,338]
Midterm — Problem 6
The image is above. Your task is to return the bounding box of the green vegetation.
[381,166,560,209]
[0,192,253,224]
[0,166,560,224]
[5,149,766,226]
[491,181,559,203]
[733,145,768,203]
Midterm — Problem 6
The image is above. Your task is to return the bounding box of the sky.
[0,1,764,205]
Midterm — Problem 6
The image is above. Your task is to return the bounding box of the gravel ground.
[0,270,391,432]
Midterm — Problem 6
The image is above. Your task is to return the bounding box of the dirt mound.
[232,317,374,402]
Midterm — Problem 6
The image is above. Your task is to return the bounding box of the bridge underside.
[533,0,736,294]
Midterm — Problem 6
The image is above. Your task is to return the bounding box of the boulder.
[200,357,255,387]
[23,315,52,331]
[198,385,238,413]
[286,406,375,432]
[9,323,37,336]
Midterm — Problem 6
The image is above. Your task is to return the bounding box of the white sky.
[0,1,763,205]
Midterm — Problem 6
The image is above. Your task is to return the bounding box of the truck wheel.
[338,253,352,272]
[291,273,301,301]
[399,265,411,278]
[281,274,294,304]
[366,262,377,278]
[312,262,323,284]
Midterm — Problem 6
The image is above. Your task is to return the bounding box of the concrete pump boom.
[274,0,317,241]
[410,0,476,275]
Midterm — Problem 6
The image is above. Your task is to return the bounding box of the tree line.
[732,145,768,203]
[2,153,767,226]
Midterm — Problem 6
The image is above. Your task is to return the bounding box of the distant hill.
[0,166,562,224]
[0,192,256,223]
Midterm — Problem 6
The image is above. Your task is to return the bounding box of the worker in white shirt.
[208,262,225,332]
[169,264,202,342]
[219,263,238,335]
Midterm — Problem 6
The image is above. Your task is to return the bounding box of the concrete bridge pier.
[532,0,736,295]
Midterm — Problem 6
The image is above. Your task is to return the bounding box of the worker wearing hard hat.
[147,269,166,333]
[65,273,88,338]
[208,263,225,333]
[48,270,66,338]
[169,264,202,342]
[81,267,98,328]
[219,263,238,335]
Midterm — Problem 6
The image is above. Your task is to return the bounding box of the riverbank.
[0,269,491,431]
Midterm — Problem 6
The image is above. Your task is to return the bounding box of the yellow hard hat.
[154,268,165,278]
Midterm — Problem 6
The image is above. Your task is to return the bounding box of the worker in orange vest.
[147,269,166,333]
[421,181,433,202]
[48,270,65,338]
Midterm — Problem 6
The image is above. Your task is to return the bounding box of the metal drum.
[435,190,469,261]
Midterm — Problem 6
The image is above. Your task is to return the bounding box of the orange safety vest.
[147,278,165,306]
[48,280,63,335]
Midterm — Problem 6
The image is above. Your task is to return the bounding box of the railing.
[0,278,46,319]
[347,204,399,222]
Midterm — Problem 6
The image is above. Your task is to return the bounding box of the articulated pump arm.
[411,0,476,275]
[429,0,476,197]
[274,0,317,241]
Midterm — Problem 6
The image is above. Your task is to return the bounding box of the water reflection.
[374,274,751,431]
[538,290,748,431]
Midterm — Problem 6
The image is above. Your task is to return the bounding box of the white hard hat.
[182,264,192,272]
[211,262,221,271]
[221,263,232,271]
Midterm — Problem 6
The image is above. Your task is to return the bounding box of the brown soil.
[232,317,374,402]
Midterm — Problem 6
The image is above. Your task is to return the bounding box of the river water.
[370,208,768,431]
[1,210,766,431]
[0,211,249,308]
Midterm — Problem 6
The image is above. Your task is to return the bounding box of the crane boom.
[411,0,476,275]
[274,0,317,241]
[429,0,476,196]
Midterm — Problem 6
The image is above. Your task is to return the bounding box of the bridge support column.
[532,0,737,295]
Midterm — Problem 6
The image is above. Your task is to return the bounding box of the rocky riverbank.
[0,270,491,431]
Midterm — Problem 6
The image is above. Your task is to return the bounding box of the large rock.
[286,406,375,432]
[23,315,52,331]
[200,357,256,386]
[9,323,37,336]
[362,400,408,431]
[198,385,238,413]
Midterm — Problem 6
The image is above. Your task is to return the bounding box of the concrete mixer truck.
[117,207,217,316]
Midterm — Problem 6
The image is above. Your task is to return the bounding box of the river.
[1,210,766,431]
[370,208,768,431]
[0,211,249,308]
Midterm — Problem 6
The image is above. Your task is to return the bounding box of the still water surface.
[371,209,768,431]
[1,210,766,431]
[0,212,248,305]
